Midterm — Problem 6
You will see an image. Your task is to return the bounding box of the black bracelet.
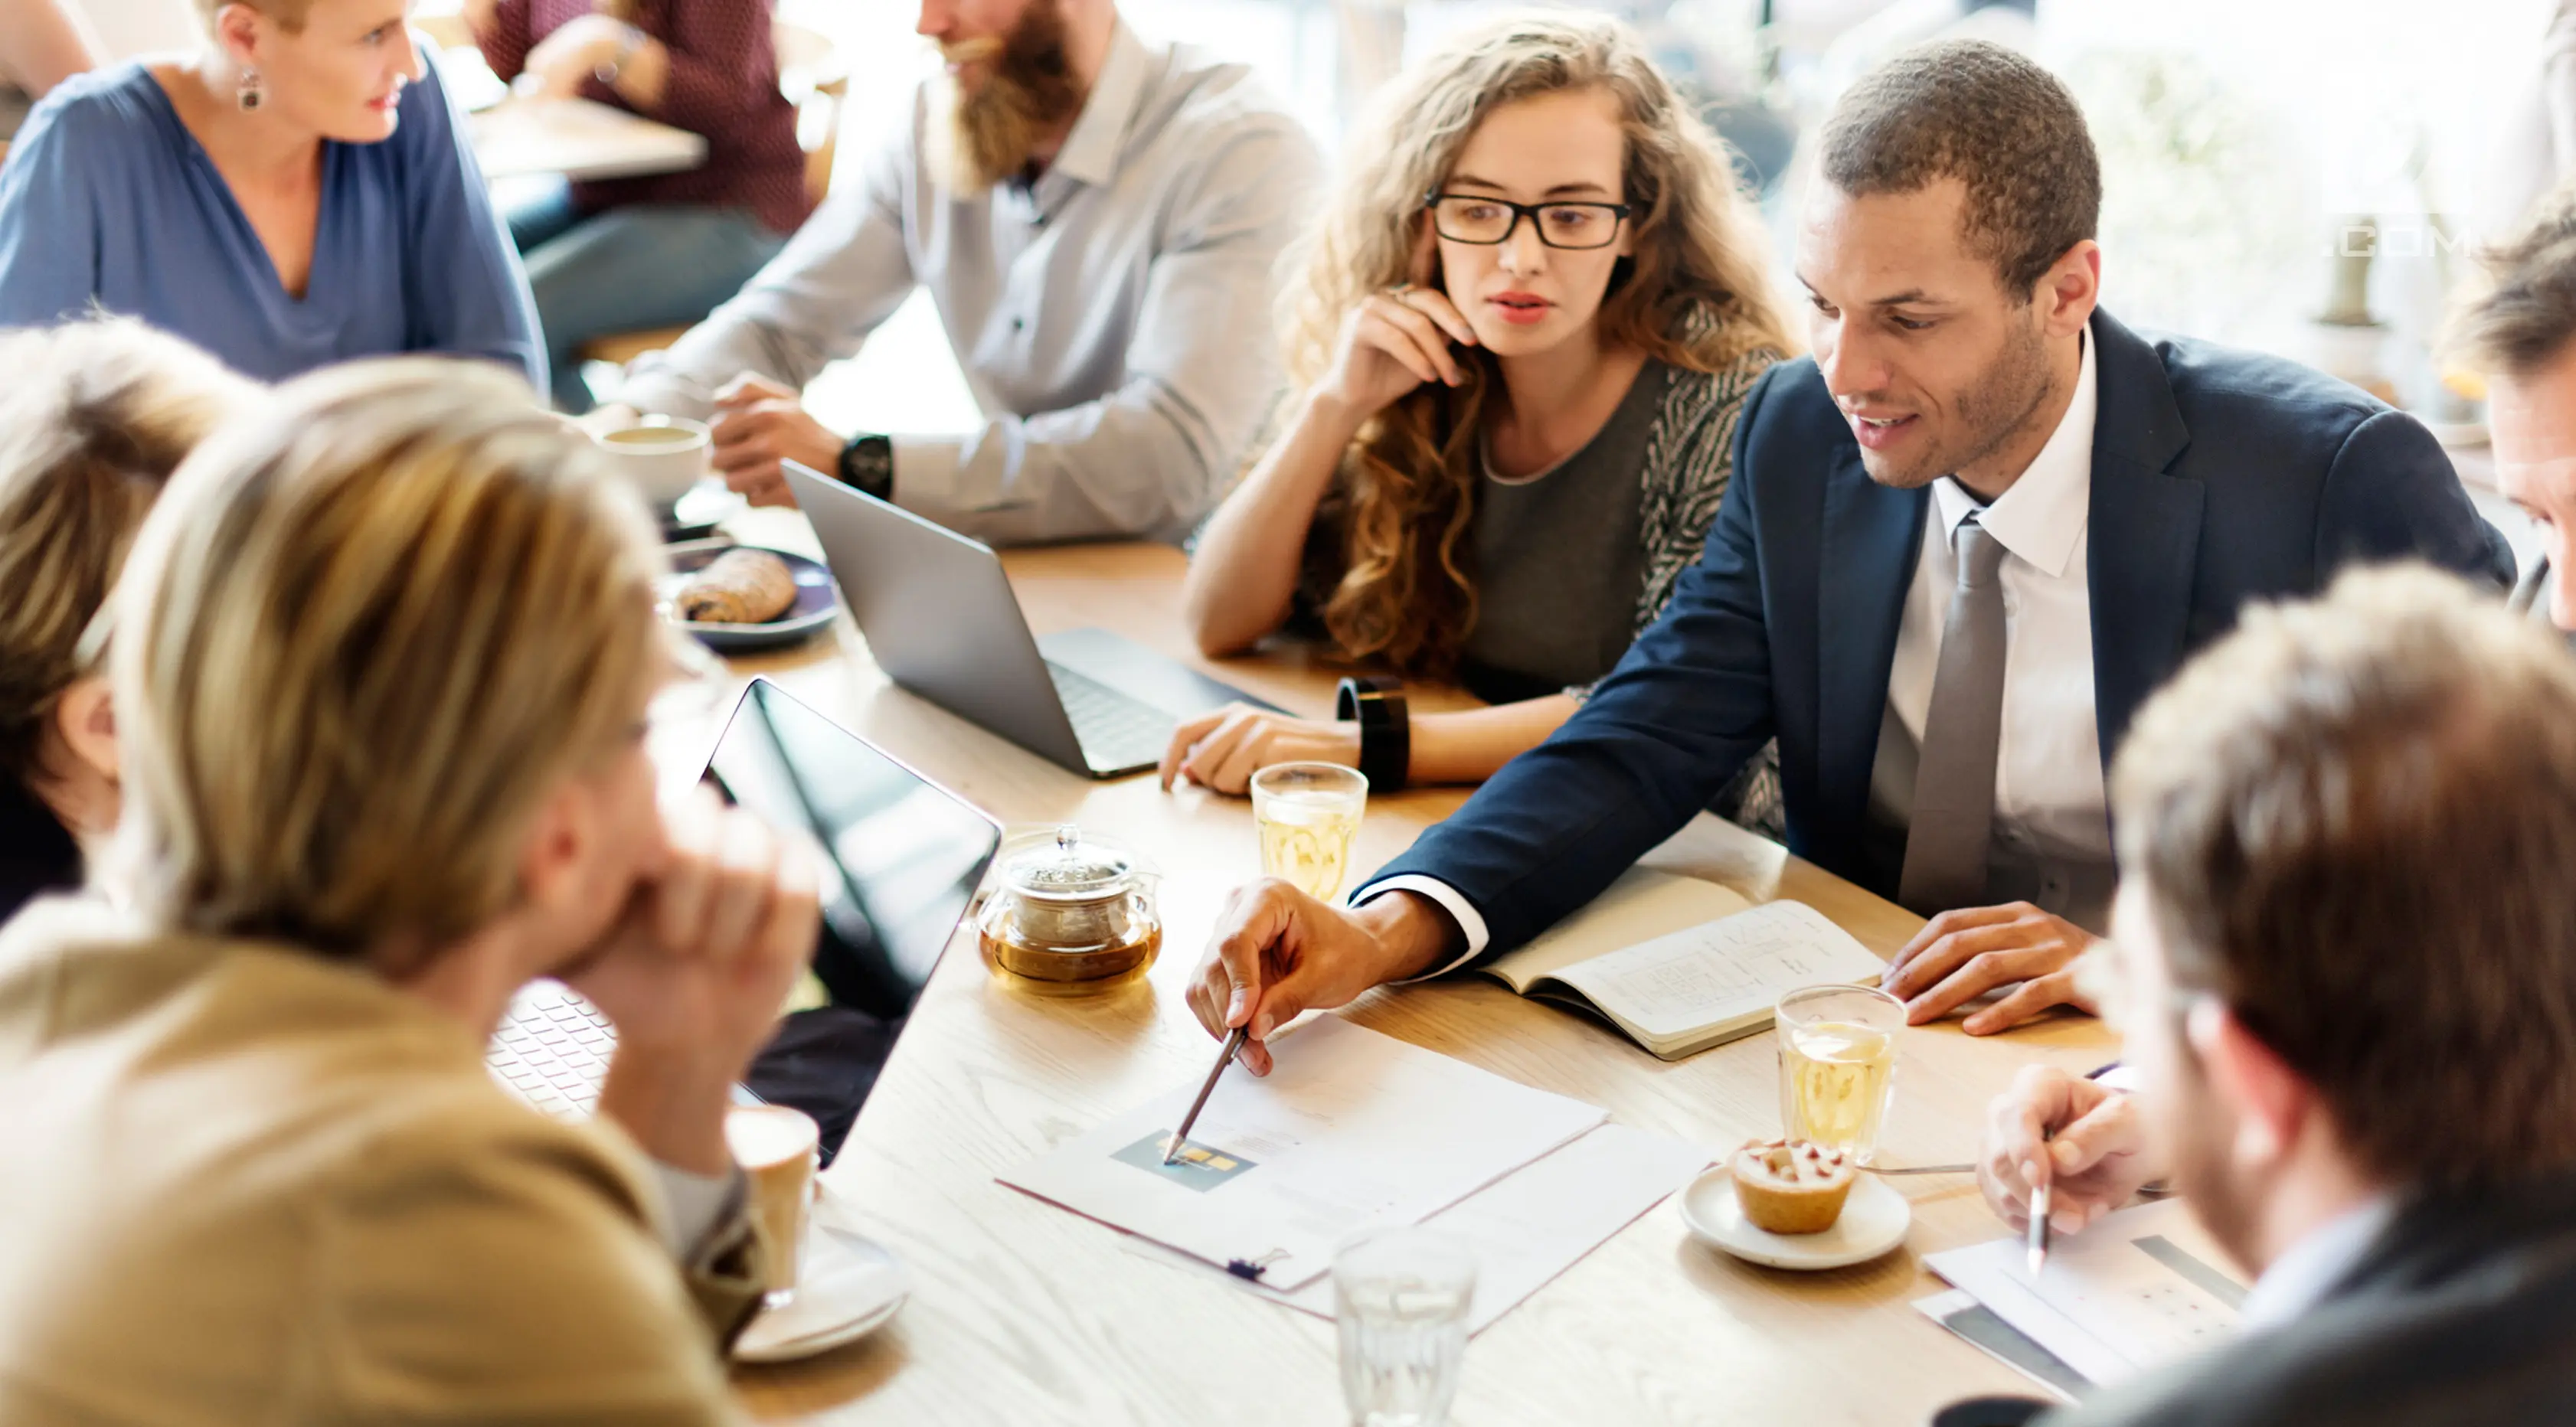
[1335,675,1410,792]
[837,433,894,501]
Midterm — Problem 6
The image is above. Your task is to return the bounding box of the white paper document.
[999,1017,1609,1291]
[1125,1122,1712,1334]
[1927,1199,2248,1388]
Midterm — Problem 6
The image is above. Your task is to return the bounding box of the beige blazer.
[0,897,763,1424]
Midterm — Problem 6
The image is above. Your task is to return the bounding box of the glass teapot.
[976,824,1162,994]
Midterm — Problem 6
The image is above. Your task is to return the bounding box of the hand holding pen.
[1976,1066,2163,1256]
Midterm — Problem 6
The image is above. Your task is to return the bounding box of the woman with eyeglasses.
[1162,11,1789,811]
[0,318,256,926]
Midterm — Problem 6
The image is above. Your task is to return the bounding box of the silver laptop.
[778,460,1281,779]
[489,678,1003,1118]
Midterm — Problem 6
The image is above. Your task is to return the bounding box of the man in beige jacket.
[0,359,816,1423]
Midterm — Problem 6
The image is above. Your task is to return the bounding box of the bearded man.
[600,0,1320,545]
[1176,38,2513,1081]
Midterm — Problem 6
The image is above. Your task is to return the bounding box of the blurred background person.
[597,0,1322,546]
[0,0,106,139]
[469,0,811,413]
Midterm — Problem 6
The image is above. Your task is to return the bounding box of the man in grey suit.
[1971,567,2576,1427]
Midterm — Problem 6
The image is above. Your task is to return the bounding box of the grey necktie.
[1898,515,2010,916]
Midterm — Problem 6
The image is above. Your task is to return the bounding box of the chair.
[574,18,848,372]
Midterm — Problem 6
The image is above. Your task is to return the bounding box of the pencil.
[1163,1027,1249,1164]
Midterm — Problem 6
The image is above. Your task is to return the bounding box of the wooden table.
[698,516,2117,1426]
[466,96,707,183]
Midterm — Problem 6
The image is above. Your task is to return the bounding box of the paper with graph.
[1123,1120,1713,1334]
[1927,1198,2249,1388]
[999,1017,1606,1291]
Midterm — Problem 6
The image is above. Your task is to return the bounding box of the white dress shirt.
[1868,325,2116,932]
[613,21,1322,547]
[2238,1194,2397,1329]
[1370,326,2114,971]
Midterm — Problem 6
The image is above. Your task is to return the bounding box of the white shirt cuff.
[1353,875,1489,980]
[649,1159,744,1262]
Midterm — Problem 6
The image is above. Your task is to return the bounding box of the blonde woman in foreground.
[0,360,812,1422]
[0,319,254,925]
[1165,11,1787,809]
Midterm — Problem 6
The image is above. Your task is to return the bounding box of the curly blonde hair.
[1279,9,1788,675]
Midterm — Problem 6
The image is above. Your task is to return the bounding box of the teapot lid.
[996,825,1143,903]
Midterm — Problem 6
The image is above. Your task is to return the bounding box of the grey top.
[1461,361,1671,700]
[613,21,1322,547]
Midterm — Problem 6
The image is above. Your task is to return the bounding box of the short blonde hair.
[109,359,668,958]
[0,319,253,790]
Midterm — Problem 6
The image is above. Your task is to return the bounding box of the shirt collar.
[1930,322,2098,579]
[1047,20,1151,191]
[2238,1193,2398,1330]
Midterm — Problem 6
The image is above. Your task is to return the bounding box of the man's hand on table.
[710,374,839,508]
[1187,885,1460,1076]
[1883,902,2101,1035]
[1979,1064,2161,1237]
[1159,704,1361,795]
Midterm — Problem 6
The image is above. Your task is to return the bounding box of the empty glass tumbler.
[1333,1228,1476,1427]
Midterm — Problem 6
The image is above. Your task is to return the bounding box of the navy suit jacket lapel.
[1816,443,1925,844]
[2085,311,2202,768]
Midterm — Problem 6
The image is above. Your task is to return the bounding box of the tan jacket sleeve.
[309,1093,760,1424]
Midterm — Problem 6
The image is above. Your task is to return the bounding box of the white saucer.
[1679,1167,1911,1270]
[731,1222,910,1363]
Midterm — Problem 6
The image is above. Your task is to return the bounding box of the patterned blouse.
[1292,346,1787,835]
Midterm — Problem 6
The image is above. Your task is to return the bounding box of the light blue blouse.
[0,51,542,385]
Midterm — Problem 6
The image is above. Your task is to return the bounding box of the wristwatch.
[837,433,895,501]
[593,22,646,84]
[1335,675,1410,792]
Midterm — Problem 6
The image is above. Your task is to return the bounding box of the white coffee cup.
[593,416,711,512]
[726,1104,820,1302]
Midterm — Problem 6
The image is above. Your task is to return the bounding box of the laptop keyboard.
[487,982,613,1120]
[1047,660,1175,772]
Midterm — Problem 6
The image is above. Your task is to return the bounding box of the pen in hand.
[2026,1129,2053,1278]
[1163,1027,1249,1164]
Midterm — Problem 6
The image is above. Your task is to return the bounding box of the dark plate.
[661,540,837,652]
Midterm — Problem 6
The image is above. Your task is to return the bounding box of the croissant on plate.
[676,547,796,624]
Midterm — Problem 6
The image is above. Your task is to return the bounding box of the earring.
[237,67,263,111]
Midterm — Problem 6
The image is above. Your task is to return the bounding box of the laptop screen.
[701,678,1001,1021]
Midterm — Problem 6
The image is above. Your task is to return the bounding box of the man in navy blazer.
[1181,40,2512,1075]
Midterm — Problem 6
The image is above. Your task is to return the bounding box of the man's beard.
[930,1,1085,193]
[2158,1040,2265,1280]
[1859,315,2057,491]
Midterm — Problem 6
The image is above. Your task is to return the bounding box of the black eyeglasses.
[1424,191,1632,250]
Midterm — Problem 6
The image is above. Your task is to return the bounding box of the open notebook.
[1480,867,1886,1060]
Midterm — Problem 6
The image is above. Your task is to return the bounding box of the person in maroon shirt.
[469,0,813,410]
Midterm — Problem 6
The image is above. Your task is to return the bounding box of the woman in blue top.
[0,0,541,384]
